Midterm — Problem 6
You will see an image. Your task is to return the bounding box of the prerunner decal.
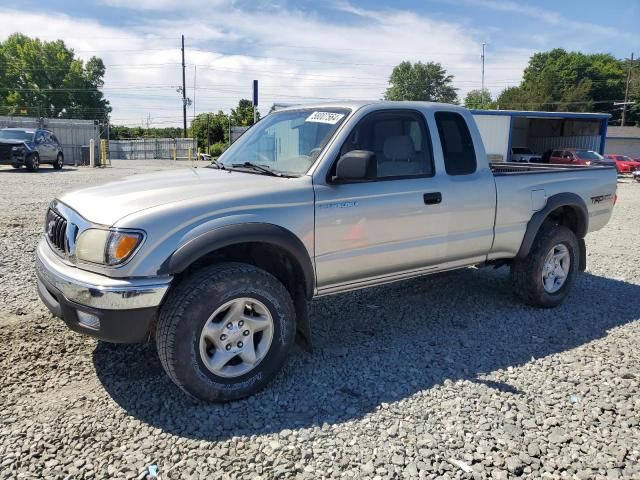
[306,111,345,124]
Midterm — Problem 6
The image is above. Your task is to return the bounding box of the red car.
[604,154,640,173]
[549,149,613,166]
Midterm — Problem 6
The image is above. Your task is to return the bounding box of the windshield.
[218,108,350,175]
[512,147,532,154]
[575,150,604,160]
[619,155,634,162]
[0,130,34,141]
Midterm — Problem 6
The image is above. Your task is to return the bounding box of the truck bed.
[491,162,615,175]
[488,161,617,261]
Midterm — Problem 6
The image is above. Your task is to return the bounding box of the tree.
[384,61,458,103]
[231,99,259,126]
[109,125,182,140]
[495,49,625,118]
[464,89,493,109]
[189,111,229,150]
[0,33,111,119]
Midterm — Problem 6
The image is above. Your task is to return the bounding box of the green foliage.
[495,49,625,120]
[109,125,183,140]
[0,33,111,119]
[231,99,259,126]
[384,61,458,103]
[464,89,494,109]
[189,111,229,150]
[209,142,228,157]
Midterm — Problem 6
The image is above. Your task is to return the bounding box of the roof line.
[471,109,611,120]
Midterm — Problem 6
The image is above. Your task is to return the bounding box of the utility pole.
[193,65,197,120]
[206,113,210,154]
[622,52,634,126]
[481,42,486,93]
[181,35,187,138]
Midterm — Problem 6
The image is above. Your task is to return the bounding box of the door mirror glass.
[334,150,376,182]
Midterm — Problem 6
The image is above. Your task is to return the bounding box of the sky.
[1,0,638,127]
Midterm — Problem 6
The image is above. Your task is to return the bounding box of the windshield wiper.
[209,158,226,170]
[230,162,283,177]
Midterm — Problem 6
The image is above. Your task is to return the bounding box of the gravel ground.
[1,161,639,480]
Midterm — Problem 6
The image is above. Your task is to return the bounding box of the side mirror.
[333,150,376,182]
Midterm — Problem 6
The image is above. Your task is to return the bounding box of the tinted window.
[51,134,59,144]
[435,112,476,175]
[512,147,532,154]
[551,150,562,157]
[339,110,434,179]
[574,150,603,160]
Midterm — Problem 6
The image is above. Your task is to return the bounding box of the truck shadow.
[93,268,640,441]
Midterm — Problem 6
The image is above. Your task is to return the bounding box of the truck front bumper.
[35,240,172,343]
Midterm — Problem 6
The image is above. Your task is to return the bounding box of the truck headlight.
[11,146,24,154]
[76,229,144,265]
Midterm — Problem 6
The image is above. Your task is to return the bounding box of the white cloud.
[98,0,229,11]
[0,3,530,127]
[458,0,633,40]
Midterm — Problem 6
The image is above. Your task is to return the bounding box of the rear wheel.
[25,153,39,172]
[156,262,296,402]
[53,153,64,170]
[511,224,579,308]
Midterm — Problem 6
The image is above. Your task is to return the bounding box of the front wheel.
[511,224,579,308]
[25,153,39,172]
[53,153,64,170]
[156,262,296,402]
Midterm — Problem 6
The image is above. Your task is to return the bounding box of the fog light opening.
[77,310,101,330]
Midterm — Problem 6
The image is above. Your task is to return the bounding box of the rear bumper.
[35,240,172,343]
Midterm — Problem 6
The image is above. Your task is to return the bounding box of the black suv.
[0,128,64,172]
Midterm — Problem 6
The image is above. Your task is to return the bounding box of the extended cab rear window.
[435,112,476,175]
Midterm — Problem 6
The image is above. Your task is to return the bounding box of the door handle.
[423,192,442,205]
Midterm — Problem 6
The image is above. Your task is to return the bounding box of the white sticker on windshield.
[306,111,345,124]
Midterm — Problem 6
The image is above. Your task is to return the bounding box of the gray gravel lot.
[1,161,639,479]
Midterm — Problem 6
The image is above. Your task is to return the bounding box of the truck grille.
[46,209,68,252]
[0,144,12,161]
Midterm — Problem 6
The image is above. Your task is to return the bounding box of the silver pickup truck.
[35,101,617,401]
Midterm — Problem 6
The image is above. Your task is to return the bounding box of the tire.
[156,262,296,402]
[53,153,64,170]
[511,224,579,308]
[25,153,39,172]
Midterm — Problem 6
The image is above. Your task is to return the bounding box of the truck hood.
[58,167,297,225]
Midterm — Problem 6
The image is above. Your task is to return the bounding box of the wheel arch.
[517,193,588,269]
[158,223,315,300]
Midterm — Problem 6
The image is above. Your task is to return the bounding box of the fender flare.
[158,223,315,298]
[516,192,588,261]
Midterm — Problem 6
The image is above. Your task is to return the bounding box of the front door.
[313,109,448,292]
